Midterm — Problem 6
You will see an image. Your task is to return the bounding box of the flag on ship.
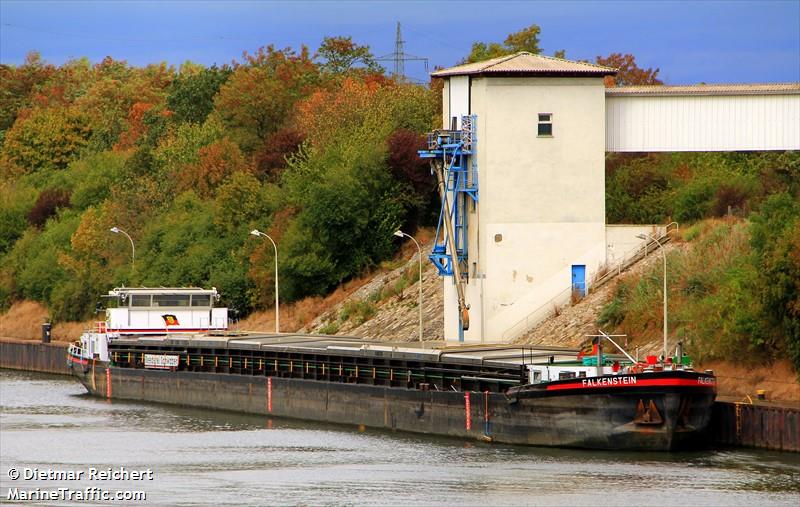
[162,314,180,326]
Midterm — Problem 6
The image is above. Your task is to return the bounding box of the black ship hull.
[69,355,715,451]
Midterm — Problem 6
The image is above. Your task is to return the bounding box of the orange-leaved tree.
[596,53,662,87]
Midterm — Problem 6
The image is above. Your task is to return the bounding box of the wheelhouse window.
[152,294,190,307]
[191,294,211,307]
[131,295,151,307]
[537,113,553,137]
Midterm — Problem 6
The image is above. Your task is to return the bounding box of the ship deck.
[106,332,624,393]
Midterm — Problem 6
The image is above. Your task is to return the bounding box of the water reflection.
[1,369,798,506]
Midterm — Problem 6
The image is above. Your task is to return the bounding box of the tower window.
[538,113,553,137]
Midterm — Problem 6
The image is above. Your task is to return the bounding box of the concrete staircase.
[500,223,678,342]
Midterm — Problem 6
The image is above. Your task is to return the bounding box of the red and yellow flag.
[162,314,180,326]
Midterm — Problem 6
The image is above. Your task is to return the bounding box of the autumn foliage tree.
[316,36,382,75]
[177,138,249,197]
[27,188,71,228]
[2,106,91,172]
[463,24,542,63]
[596,53,663,87]
[0,52,56,137]
[214,46,319,152]
[253,128,305,181]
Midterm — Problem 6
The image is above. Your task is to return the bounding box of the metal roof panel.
[606,83,800,97]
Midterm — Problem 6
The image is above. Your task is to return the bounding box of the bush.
[597,283,628,327]
[339,299,377,325]
[318,322,340,335]
[749,193,800,374]
[673,179,715,222]
[49,279,96,322]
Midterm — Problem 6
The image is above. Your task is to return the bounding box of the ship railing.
[68,343,85,359]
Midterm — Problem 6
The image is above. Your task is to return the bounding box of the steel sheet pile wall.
[712,401,799,452]
[0,338,70,375]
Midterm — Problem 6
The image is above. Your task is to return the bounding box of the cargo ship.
[68,287,716,450]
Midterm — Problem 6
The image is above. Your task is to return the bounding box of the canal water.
[1,370,798,507]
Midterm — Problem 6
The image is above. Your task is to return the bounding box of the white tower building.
[429,52,614,343]
[427,53,800,344]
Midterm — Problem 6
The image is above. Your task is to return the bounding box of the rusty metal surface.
[712,401,800,453]
[0,338,70,375]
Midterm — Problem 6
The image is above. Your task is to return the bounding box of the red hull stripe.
[546,378,715,391]
[106,328,226,333]
[68,355,88,366]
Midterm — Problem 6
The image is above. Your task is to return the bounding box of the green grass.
[597,218,782,366]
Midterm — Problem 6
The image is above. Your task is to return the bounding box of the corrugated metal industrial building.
[605,83,800,152]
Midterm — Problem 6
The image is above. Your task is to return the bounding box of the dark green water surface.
[1,369,798,506]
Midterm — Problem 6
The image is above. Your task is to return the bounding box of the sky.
[1,0,799,84]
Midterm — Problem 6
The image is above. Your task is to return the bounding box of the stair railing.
[500,223,678,341]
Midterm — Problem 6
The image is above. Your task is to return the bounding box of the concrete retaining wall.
[0,338,70,375]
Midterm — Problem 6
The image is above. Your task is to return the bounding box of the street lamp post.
[637,233,668,361]
[250,229,280,333]
[394,230,424,348]
[110,227,135,280]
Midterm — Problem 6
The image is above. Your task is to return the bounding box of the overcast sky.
[1,0,798,84]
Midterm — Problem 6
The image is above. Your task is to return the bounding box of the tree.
[253,128,305,181]
[69,150,130,210]
[316,36,382,75]
[464,24,542,63]
[152,117,226,176]
[71,57,172,152]
[387,129,433,195]
[27,188,71,228]
[596,53,662,87]
[750,193,800,370]
[215,46,319,152]
[177,138,249,197]
[0,180,36,254]
[167,65,231,124]
[2,106,91,172]
[0,52,56,136]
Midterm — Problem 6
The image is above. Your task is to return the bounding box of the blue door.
[572,265,586,298]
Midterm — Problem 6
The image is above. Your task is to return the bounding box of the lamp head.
[393,230,405,238]
[250,229,261,237]
[110,227,120,234]
[636,233,648,240]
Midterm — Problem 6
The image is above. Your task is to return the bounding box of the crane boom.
[432,159,470,330]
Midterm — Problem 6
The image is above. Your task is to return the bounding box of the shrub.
[339,299,377,325]
[318,322,340,335]
[598,283,628,327]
